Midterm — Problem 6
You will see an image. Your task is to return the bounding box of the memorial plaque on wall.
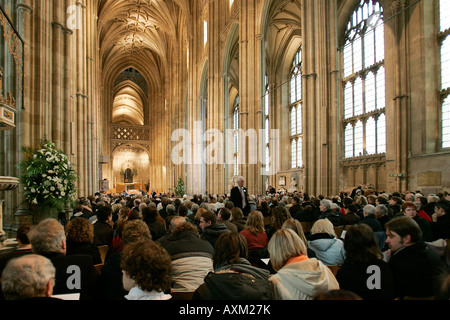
[417,172,441,187]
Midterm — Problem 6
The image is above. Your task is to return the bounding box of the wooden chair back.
[98,245,109,264]
[402,296,435,300]
[94,264,103,276]
[327,265,341,277]
[171,290,195,300]
[334,226,344,238]
[300,222,311,234]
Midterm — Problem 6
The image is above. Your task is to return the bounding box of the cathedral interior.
[0,0,449,232]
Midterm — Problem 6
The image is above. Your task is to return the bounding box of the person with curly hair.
[65,217,102,265]
[121,239,172,300]
[99,220,152,299]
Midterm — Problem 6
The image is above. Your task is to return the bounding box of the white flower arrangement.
[18,138,78,212]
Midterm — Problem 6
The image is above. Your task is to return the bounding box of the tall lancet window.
[233,96,240,176]
[440,0,450,148]
[290,46,303,168]
[342,0,386,158]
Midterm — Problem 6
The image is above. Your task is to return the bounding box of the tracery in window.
[290,46,303,168]
[343,0,386,158]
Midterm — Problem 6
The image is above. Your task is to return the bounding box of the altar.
[115,183,146,194]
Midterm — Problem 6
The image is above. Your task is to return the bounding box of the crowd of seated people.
[1,187,450,301]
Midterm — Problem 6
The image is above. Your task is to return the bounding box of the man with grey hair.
[318,198,342,226]
[376,204,391,229]
[361,204,383,232]
[1,255,57,300]
[138,202,147,212]
[230,176,250,215]
[164,204,178,227]
[166,204,177,216]
[28,218,99,300]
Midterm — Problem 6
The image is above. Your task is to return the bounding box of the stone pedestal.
[0,177,19,241]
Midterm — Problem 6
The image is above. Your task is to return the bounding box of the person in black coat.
[158,221,214,256]
[65,217,102,265]
[431,199,450,240]
[360,205,383,232]
[142,206,167,241]
[230,176,250,215]
[193,232,272,300]
[199,210,231,248]
[93,205,114,248]
[342,204,360,227]
[157,221,215,291]
[99,219,152,299]
[336,224,395,300]
[28,218,99,300]
[385,217,446,299]
[70,204,92,221]
[289,196,305,221]
[318,199,342,227]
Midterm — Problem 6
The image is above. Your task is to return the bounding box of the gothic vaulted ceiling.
[264,0,302,71]
[98,0,190,91]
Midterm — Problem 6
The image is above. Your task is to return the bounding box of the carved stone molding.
[112,125,150,141]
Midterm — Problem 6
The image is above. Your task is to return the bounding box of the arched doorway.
[112,144,150,193]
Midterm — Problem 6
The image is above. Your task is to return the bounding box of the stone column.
[328,0,340,196]
[63,0,73,155]
[14,0,34,220]
[206,0,225,195]
[239,0,262,196]
[386,0,409,192]
[51,0,64,148]
[16,0,32,149]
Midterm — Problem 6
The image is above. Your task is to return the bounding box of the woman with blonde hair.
[240,211,268,251]
[268,229,339,300]
[281,219,316,258]
[307,219,345,266]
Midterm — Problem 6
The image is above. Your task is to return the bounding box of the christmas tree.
[174,178,186,197]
